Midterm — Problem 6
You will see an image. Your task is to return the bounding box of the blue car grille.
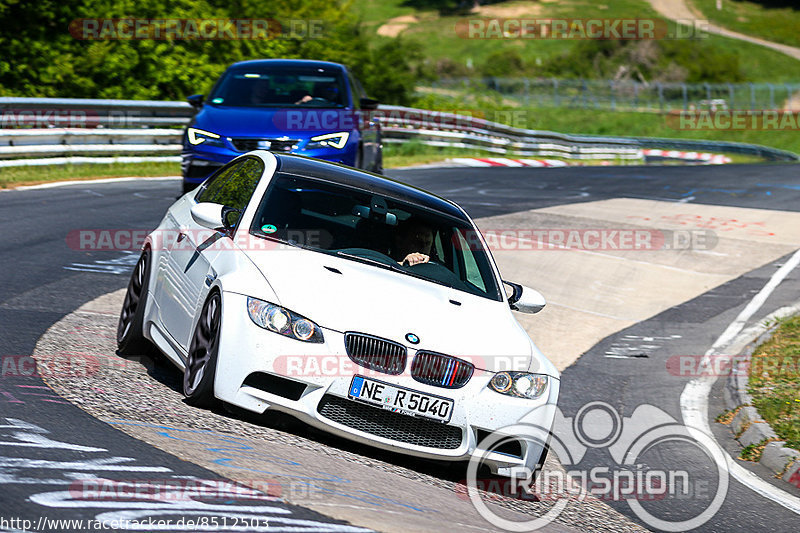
[411,352,474,389]
[232,138,298,152]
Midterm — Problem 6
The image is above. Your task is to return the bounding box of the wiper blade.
[334,251,406,274]
[333,251,451,288]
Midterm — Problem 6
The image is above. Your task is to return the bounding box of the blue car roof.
[227,59,347,71]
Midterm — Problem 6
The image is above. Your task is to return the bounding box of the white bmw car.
[117,151,559,477]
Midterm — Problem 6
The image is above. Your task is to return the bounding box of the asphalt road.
[1,162,799,531]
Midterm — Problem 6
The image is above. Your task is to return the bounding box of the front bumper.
[214,292,559,476]
[181,135,358,184]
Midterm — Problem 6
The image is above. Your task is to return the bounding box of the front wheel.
[183,292,222,407]
[117,249,151,355]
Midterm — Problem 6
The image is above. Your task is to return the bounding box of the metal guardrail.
[0,97,796,168]
[423,78,800,113]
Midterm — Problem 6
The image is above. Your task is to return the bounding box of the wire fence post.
[682,83,688,110]
[553,78,560,107]
[524,78,530,107]
[610,80,616,111]
[750,83,755,111]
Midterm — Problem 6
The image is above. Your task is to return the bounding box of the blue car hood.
[194,105,357,138]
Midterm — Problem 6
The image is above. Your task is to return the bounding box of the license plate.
[348,376,454,423]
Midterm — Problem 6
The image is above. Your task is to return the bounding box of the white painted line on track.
[7,176,180,191]
[680,248,800,515]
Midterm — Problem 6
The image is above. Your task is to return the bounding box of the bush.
[0,0,422,104]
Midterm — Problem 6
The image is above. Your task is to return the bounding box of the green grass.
[0,162,180,189]
[410,93,800,155]
[354,0,800,82]
[691,0,800,49]
[748,314,800,451]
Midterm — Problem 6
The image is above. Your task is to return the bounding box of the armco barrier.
[0,97,796,168]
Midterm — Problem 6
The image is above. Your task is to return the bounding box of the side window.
[454,230,487,292]
[347,72,362,109]
[196,157,264,211]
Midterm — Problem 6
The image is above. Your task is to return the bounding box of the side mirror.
[360,97,379,110]
[191,202,242,232]
[187,94,204,109]
[503,281,546,314]
[191,202,224,230]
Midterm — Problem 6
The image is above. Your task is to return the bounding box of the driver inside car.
[392,220,434,266]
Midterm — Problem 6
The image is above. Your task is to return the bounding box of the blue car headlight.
[187,127,226,147]
[488,372,548,399]
[305,132,350,150]
[247,297,324,343]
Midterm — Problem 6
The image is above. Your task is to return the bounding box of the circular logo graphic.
[261,224,277,234]
[405,333,420,344]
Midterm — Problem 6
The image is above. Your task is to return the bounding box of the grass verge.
[0,162,180,189]
[748,314,800,451]
[410,96,800,156]
[691,0,800,49]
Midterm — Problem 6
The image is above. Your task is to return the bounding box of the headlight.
[305,132,350,150]
[187,127,225,147]
[247,297,324,343]
[488,372,548,399]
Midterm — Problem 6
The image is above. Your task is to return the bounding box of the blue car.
[181,59,383,193]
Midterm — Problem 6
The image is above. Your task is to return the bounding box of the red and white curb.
[448,157,569,167]
[642,149,732,164]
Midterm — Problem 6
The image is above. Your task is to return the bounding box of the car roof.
[272,154,467,221]
[228,59,347,72]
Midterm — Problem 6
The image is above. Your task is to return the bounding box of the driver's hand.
[295,95,313,104]
[402,253,429,266]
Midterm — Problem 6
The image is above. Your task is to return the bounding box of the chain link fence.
[422,78,800,112]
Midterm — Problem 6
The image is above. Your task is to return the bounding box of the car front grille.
[411,351,474,389]
[344,333,407,375]
[317,394,463,449]
[231,138,299,152]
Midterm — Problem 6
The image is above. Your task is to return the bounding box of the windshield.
[250,173,503,301]
[207,66,348,108]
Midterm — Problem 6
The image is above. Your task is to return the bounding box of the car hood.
[195,105,356,138]
[243,247,537,370]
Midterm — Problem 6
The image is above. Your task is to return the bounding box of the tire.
[117,249,152,355]
[183,291,222,407]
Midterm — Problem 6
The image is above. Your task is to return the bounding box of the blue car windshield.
[208,67,348,108]
[250,173,504,302]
